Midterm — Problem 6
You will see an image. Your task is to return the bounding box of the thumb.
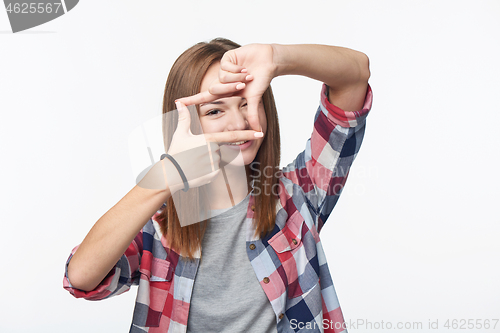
[246,96,262,132]
[175,101,192,134]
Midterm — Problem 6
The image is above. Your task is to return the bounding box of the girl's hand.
[218,44,276,131]
[163,101,221,193]
[177,44,277,132]
[147,101,263,193]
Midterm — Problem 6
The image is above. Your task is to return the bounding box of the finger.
[207,141,220,172]
[204,130,264,144]
[245,96,262,133]
[220,57,246,74]
[208,145,215,172]
[177,86,241,107]
[174,101,193,134]
[219,71,253,84]
[176,91,217,107]
[210,150,221,172]
[209,82,246,95]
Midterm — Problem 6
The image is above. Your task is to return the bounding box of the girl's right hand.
[140,101,262,193]
[163,101,221,193]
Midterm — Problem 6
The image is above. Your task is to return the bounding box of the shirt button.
[251,205,255,211]
[263,277,270,284]
[292,239,298,245]
[279,313,285,320]
[249,244,256,250]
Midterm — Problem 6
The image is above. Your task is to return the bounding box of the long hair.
[159,38,280,259]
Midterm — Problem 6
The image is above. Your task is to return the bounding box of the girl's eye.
[241,103,248,108]
[206,109,222,116]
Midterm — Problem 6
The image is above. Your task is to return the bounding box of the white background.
[1,1,499,332]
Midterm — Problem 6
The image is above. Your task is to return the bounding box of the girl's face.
[198,62,267,165]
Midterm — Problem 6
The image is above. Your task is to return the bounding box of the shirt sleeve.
[63,231,143,300]
[281,83,372,232]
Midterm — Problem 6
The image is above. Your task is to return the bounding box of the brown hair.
[159,38,280,259]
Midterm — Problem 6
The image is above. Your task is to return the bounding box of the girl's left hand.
[176,44,277,133]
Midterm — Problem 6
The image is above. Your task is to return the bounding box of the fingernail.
[175,101,182,110]
[236,83,245,90]
[241,68,247,73]
[245,75,253,81]
[254,132,264,138]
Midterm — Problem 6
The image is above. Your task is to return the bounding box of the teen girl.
[64,38,372,333]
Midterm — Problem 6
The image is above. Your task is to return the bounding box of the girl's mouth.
[227,140,248,145]
[223,140,252,149]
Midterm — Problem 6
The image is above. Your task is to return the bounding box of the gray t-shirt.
[187,194,277,333]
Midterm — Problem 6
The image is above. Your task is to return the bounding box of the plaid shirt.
[64,84,372,333]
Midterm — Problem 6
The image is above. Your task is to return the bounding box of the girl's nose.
[226,110,249,131]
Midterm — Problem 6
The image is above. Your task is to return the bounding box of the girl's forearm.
[271,44,370,111]
[272,44,370,88]
[67,164,173,291]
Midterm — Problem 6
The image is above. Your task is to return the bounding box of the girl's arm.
[273,44,372,232]
[177,43,370,129]
[67,170,172,291]
[271,44,370,111]
[67,102,263,292]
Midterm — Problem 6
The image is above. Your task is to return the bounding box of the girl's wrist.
[162,159,183,194]
[270,43,292,78]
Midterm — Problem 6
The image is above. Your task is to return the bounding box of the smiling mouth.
[225,140,249,145]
